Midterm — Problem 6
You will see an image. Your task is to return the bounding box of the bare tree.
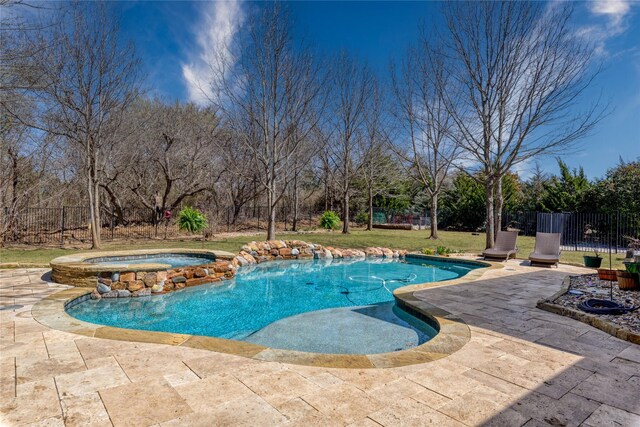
[359,78,394,231]
[441,1,602,248]
[18,3,141,248]
[328,52,372,234]
[211,4,324,240]
[125,101,221,216]
[391,39,459,239]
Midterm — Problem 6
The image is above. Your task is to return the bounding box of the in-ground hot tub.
[50,248,235,287]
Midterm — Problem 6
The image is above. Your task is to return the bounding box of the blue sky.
[114,1,639,179]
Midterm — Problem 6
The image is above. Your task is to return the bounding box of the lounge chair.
[529,232,561,267]
[482,231,518,261]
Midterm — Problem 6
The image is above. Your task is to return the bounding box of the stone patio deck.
[1,261,639,426]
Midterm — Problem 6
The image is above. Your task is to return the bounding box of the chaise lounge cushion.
[529,232,561,265]
[483,231,518,260]
[529,253,560,262]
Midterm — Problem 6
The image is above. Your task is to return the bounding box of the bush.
[177,207,208,234]
[319,210,341,230]
[421,246,455,256]
[354,212,368,226]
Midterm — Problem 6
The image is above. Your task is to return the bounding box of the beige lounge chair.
[529,232,561,267]
[483,231,518,261]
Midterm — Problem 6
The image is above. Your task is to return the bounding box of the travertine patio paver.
[1,261,639,426]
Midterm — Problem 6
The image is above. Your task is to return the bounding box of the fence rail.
[503,211,640,253]
[3,206,638,252]
[2,205,323,246]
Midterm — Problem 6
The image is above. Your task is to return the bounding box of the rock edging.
[536,276,640,345]
[90,259,237,300]
[234,240,407,266]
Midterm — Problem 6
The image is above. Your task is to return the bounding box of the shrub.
[354,212,368,226]
[319,211,341,230]
[421,246,455,256]
[177,206,208,234]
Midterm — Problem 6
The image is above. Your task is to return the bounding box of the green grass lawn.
[0,228,627,269]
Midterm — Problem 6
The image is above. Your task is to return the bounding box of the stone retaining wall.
[234,240,407,266]
[90,260,236,300]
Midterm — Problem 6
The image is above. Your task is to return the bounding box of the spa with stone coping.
[50,248,236,287]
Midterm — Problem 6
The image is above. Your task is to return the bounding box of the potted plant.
[624,235,639,260]
[583,224,602,268]
[597,267,617,281]
[617,262,640,290]
[583,247,602,268]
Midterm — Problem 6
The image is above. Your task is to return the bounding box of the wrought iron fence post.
[110,208,115,240]
[616,211,620,253]
[60,206,66,246]
[574,212,578,252]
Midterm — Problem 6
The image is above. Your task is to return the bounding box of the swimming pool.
[67,257,480,354]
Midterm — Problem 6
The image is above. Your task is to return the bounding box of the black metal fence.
[1,205,323,245]
[220,204,321,233]
[3,205,638,252]
[503,211,640,253]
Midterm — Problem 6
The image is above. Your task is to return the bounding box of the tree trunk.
[493,176,503,239]
[87,169,102,249]
[342,190,350,234]
[266,180,276,240]
[366,186,373,231]
[429,192,439,239]
[485,177,495,249]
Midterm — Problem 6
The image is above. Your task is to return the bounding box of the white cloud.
[581,0,636,55]
[588,0,630,26]
[182,0,244,105]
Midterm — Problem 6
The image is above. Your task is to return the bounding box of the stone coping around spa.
[32,256,501,368]
[49,248,236,287]
[537,276,640,345]
[50,248,235,273]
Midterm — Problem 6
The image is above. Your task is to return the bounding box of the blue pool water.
[67,257,479,353]
[86,254,213,268]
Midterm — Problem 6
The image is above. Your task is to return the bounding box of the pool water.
[67,257,479,354]
[86,254,213,268]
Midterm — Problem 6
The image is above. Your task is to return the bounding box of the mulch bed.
[552,274,640,335]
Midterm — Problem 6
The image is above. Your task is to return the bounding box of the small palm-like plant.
[177,207,208,234]
[319,211,340,230]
